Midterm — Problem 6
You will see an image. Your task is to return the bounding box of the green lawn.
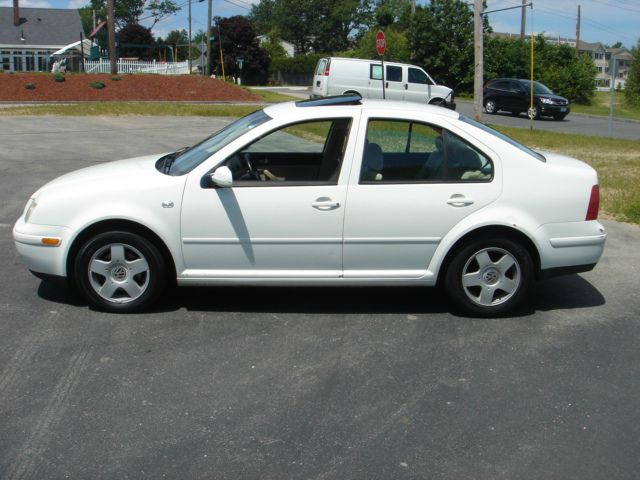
[571,91,640,121]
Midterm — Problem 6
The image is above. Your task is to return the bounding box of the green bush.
[111,76,122,81]
[90,81,105,89]
[270,53,325,74]
[24,83,36,90]
[53,73,65,82]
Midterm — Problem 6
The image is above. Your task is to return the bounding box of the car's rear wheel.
[444,237,533,317]
[74,231,167,312]
[484,99,498,114]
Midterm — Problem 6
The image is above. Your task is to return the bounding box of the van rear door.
[312,58,330,98]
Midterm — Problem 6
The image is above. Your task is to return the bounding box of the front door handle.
[312,197,340,210]
[446,194,475,207]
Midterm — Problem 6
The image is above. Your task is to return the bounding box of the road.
[1,116,640,479]
[262,86,640,141]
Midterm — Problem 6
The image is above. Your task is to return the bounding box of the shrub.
[90,81,105,89]
[111,76,122,81]
[53,73,65,82]
[24,83,36,90]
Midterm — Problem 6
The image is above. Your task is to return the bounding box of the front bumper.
[540,103,570,116]
[13,217,72,277]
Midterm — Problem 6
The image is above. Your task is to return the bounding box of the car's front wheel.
[74,231,167,312]
[484,99,498,114]
[444,237,533,317]
[527,105,540,120]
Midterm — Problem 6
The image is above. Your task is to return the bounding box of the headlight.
[24,198,37,223]
[540,97,554,104]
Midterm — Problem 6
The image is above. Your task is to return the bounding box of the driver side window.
[221,118,352,186]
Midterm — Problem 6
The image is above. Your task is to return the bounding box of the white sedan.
[13,95,607,316]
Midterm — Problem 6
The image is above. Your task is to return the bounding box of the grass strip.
[1,102,261,117]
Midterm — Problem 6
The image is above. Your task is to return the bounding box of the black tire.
[527,105,540,120]
[553,113,567,121]
[484,98,498,114]
[74,231,167,313]
[444,237,533,317]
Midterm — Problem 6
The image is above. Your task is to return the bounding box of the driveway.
[1,116,639,479]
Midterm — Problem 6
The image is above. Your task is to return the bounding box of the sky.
[1,0,638,48]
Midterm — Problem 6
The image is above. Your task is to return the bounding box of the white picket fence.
[84,59,190,75]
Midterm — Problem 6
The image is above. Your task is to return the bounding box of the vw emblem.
[111,265,128,282]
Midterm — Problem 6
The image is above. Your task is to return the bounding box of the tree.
[161,29,197,62]
[118,23,155,59]
[407,0,479,91]
[484,35,597,104]
[625,41,640,106]
[82,0,179,30]
[212,16,270,85]
[250,0,372,54]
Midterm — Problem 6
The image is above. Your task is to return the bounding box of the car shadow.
[36,274,604,316]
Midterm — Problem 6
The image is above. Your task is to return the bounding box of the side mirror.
[210,166,233,188]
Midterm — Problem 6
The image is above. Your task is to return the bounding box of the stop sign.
[376,30,386,56]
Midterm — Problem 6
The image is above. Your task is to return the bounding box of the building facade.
[0,2,84,73]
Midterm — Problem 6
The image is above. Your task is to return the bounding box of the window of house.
[220,118,352,186]
[360,119,493,184]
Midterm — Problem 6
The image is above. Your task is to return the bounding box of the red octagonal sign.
[376,30,386,56]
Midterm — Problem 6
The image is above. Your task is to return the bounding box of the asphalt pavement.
[1,116,640,479]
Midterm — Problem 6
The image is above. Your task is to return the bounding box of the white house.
[0,1,84,72]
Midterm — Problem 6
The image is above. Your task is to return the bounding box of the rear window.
[460,115,546,162]
[315,59,328,75]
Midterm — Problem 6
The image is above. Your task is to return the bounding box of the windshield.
[167,109,271,175]
[520,80,554,95]
[460,115,546,162]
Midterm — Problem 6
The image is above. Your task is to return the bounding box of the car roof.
[263,99,460,120]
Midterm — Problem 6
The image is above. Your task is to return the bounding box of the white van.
[311,57,455,109]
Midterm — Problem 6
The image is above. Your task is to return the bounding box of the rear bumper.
[534,221,606,272]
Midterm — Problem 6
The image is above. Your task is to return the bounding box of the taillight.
[323,59,331,76]
[586,185,599,220]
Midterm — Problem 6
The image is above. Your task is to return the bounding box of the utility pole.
[520,0,526,40]
[188,0,192,74]
[473,0,483,121]
[106,0,116,74]
[205,0,212,76]
[411,0,416,15]
[575,4,581,57]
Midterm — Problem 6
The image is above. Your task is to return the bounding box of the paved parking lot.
[1,116,640,479]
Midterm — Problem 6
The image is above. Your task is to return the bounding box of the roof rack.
[295,93,362,107]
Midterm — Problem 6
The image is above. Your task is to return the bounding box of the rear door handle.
[446,195,475,207]
[312,197,340,210]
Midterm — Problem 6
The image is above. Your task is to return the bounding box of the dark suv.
[483,78,570,120]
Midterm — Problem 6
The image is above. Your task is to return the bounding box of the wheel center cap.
[483,268,499,285]
[111,264,128,282]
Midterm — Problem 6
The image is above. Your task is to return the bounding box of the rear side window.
[361,119,493,183]
[370,64,383,80]
[386,65,402,82]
